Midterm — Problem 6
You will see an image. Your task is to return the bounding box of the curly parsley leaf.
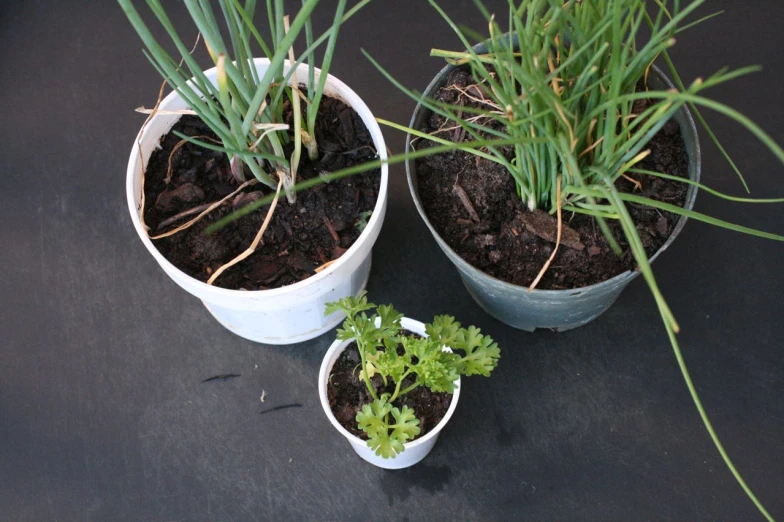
[356,396,393,439]
[418,352,461,392]
[370,433,406,459]
[373,346,407,383]
[390,405,421,444]
[377,304,404,334]
[425,315,462,345]
[454,326,500,376]
[324,290,374,318]
[335,326,355,342]
[357,397,421,458]
[401,336,460,393]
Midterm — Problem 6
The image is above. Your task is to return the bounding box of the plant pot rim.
[318,316,462,455]
[405,59,701,296]
[126,57,388,299]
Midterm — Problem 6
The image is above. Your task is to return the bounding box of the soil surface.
[142,97,380,290]
[415,68,689,290]
[327,342,453,441]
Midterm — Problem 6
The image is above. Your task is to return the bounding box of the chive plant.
[364,0,783,518]
[118,0,370,204]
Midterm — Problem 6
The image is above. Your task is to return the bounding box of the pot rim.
[318,316,462,455]
[405,58,701,296]
[126,57,388,298]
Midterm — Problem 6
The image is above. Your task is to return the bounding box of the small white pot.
[125,59,388,345]
[318,317,461,469]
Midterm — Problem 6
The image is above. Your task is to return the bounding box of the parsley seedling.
[326,292,500,458]
[355,210,373,232]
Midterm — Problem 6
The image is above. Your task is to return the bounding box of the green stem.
[266,130,289,178]
[244,157,275,186]
[396,381,420,400]
[288,86,302,204]
[355,336,377,401]
[307,0,347,159]
[389,371,412,403]
[665,326,774,522]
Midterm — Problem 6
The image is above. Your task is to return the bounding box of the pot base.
[201,255,372,345]
[348,434,442,469]
[203,302,346,345]
[461,273,625,332]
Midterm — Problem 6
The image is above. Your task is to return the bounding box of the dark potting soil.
[415,69,689,290]
[327,342,453,441]
[142,97,380,290]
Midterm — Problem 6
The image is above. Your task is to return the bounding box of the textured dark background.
[1,1,782,520]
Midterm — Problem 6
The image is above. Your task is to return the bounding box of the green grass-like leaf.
[120,0,370,204]
[364,3,780,513]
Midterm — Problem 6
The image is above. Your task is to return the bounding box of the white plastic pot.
[126,59,388,344]
[318,317,461,469]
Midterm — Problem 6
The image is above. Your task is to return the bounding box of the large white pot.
[126,59,388,345]
[318,317,461,469]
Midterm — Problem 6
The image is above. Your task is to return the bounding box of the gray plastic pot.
[406,61,700,332]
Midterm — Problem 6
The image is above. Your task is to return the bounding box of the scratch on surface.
[259,403,302,415]
[201,374,241,383]
[260,390,267,403]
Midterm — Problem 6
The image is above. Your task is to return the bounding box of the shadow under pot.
[405,60,700,332]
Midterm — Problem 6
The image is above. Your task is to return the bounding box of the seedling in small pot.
[325,292,500,458]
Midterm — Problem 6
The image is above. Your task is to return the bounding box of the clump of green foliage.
[118,0,371,207]
[365,1,782,517]
[326,292,500,458]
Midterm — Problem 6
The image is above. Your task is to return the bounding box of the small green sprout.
[326,291,500,458]
[355,210,373,232]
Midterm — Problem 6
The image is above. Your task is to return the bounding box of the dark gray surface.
[1,1,782,520]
